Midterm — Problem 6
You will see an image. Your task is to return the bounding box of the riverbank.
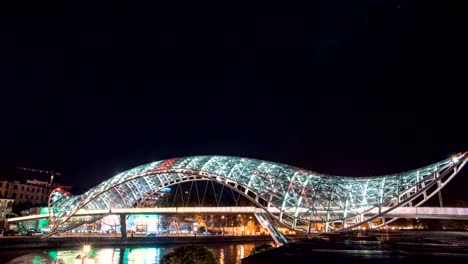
[0,235,273,250]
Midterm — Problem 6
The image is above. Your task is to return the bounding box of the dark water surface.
[242,231,468,264]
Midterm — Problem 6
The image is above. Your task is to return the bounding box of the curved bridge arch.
[50,153,468,237]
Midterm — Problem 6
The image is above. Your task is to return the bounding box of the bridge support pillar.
[438,190,444,207]
[120,214,127,239]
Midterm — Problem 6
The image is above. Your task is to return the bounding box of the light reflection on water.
[219,248,224,264]
[4,242,270,264]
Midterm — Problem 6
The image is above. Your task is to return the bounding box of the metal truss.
[49,153,468,234]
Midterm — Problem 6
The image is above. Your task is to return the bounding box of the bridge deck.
[8,206,468,223]
[7,206,263,222]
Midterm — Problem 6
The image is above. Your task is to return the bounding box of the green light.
[48,250,58,259]
[40,207,49,214]
[32,256,42,264]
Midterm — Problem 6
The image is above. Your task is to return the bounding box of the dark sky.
[1,1,467,202]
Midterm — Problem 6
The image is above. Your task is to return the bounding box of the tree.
[162,244,218,264]
[12,201,34,215]
[250,243,274,255]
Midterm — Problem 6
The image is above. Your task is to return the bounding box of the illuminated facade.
[0,198,15,227]
[0,179,53,205]
[49,153,467,236]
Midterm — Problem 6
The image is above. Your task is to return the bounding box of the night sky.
[1,1,467,202]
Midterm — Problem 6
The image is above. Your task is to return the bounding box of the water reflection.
[3,242,270,264]
[219,248,225,264]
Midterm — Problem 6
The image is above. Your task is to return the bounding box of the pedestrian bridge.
[11,152,467,246]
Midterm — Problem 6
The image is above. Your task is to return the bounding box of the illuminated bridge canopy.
[51,152,467,233]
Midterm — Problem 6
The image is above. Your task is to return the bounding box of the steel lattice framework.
[49,152,467,234]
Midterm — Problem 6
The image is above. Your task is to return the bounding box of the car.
[146,233,156,237]
[27,229,43,236]
[2,229,19,236]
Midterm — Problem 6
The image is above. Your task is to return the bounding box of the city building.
[0,198,15,228]
[0,178,71,206]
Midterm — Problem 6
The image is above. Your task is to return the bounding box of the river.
[2,231,468,263]
[0,241,274,264]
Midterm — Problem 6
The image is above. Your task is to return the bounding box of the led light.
[452,155,460,164]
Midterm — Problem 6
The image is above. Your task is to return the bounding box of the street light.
[221,215,226,235]
[76,244,93,264]
[193,221,198,237]
[83,244,91,254]
[238,214,244,236]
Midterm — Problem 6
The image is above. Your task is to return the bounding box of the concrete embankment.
[0,235,273,249]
